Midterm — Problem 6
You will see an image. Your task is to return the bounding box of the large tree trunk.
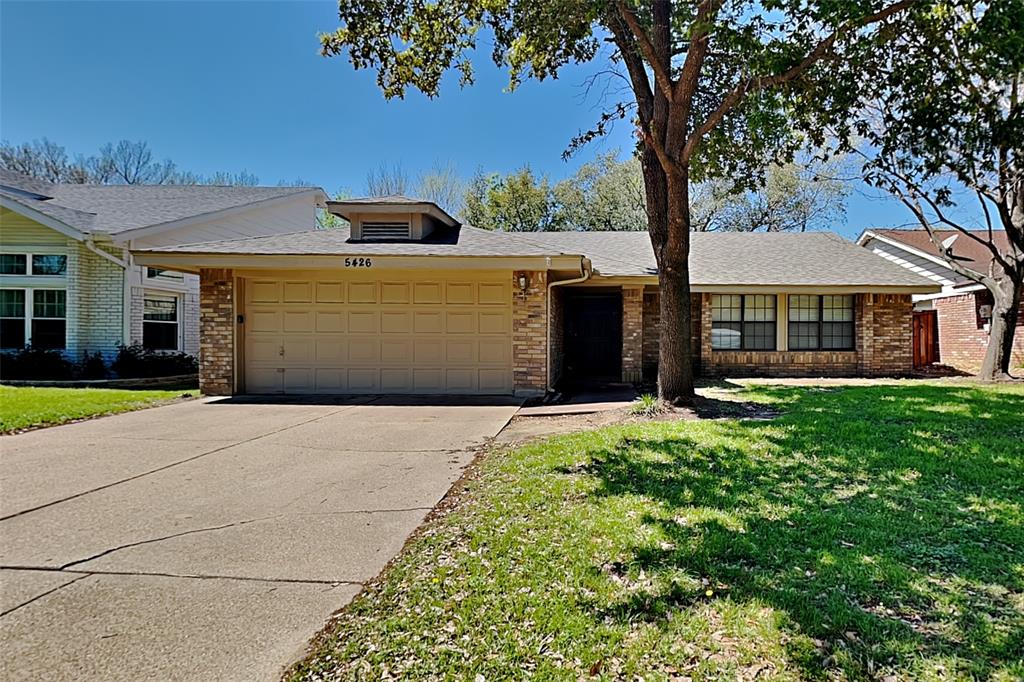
[979,273,1023,380]
[642,150,695,405]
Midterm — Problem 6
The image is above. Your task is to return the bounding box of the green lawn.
[291,383,1024,681]
[0,385,197,433]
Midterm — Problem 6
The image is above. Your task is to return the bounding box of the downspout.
[84,240,129,353]
[546,256,592,393]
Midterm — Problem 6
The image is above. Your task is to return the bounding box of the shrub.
[111,344,198,378]
[0,346,75,380]
[78,351,109,379]
[629,393,666,417]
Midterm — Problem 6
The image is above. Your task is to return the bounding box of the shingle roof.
[0,169,56,198]
[868,228,1012,271]
[520,231,938,287]
[141,226,940,289]
[143,224,567,258]
[0,169,322,236]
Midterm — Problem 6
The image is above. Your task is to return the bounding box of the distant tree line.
[0,138,265,187]
[362,151,850,234]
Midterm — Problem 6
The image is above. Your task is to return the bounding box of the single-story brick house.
[133,197,940,396]
[857,228,1024,370]
[0,169,324,361]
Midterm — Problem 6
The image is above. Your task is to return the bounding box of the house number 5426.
[344,257,372,268]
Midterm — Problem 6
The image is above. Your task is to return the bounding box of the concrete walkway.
[0,395,518,681]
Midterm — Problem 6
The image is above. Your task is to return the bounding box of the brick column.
[857,293,874,375]
[699,293,713,375]
[199,268,235,396]
[621,285,644,383]
[512,270,547,396]
[869,293,913,376]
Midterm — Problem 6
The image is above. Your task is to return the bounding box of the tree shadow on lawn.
[572,384,1024,678]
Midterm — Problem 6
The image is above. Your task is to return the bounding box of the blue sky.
[1,0,924,238]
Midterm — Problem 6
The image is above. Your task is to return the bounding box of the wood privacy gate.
[912,310,938,368]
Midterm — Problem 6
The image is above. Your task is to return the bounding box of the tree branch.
[616,1,675,102]
[680,0,917,162]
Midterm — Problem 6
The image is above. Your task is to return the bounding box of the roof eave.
[0,195,87,241]
[106,188,327,243]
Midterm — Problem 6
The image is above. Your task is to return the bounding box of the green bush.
[629,393,665,417]
[79,352,109,379]
[0,346,75,380]
[110,344,197,378]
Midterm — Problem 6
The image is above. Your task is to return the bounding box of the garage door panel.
[446,339,476,365]
[348,338,379,363]
[446,311,475,334]
[247,338,282,364]
[314,338,346,362]
[446,282,474,304]
[381,339,413,364]
[283,368,313,392]
[414,339,443,365]
[316,282,345,303]
[381,311,411,334]
[282,338,314,363]
[445,369,475,392]
[249,281,280,304]
[244,273,512,395]
[314,369,346,393]
[381,368,412,392]
[247,367,283,393]
[348,281,377,303]
[478,282,507,305]
[348,310,378,333]
[248,310,281,333]
[283,281,313,303]
[413,282,442,304]
[315,310,345,333]
[348,369,378,392]
[414,311,443,334]
[381,282,410,304]
[283,310,314,333]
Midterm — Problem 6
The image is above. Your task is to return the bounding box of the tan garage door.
[242,271,513,394]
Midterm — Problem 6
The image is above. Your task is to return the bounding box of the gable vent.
[361,221,411,241]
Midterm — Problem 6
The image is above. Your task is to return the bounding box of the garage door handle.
[278,346,285,357]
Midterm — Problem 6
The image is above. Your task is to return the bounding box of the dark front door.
[912,310,939,368]
[564,292,622,383]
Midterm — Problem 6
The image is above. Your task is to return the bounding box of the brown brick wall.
[549,286,565,388]
[869,293,914,375]
[199,268,234,396]
[512,270,547,395]
[695,292,914,378]
[622,286,644,383]
[638,291,703,382]
[935,291,1024,370]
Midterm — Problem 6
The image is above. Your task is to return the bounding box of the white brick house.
[0,170,325,360]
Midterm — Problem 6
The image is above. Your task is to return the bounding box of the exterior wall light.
[517,273,529,294]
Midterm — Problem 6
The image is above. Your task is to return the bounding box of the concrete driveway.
[0,395,518,681]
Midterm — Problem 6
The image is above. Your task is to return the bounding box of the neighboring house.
[0,170,325,361]
[133,196,940,397]
[857,228,1024,370]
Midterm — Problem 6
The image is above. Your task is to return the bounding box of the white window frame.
[0,286,68,350]
[142,292,182,352]
[0,251,68,277]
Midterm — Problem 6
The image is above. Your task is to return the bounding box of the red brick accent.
[549,286,565,388]
[622,286,644,383]
[199,268,234,396]
[868,293,913,375]
[512,270,547,395]
[696,293,914,378]
[934,291,1024,371]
